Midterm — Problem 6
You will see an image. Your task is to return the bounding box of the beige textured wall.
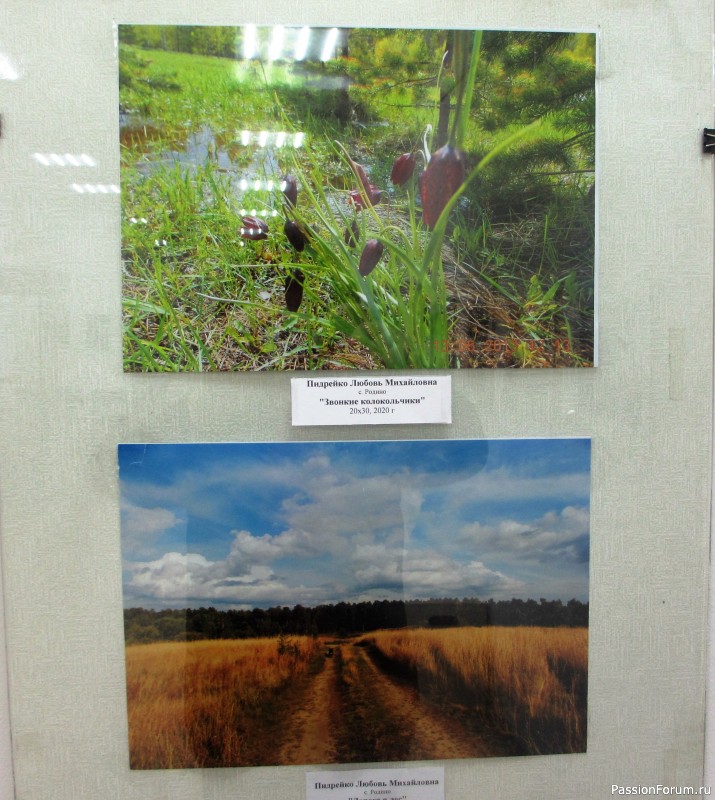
[0,2,712,799]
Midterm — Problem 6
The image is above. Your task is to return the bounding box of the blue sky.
[118,438,590,609]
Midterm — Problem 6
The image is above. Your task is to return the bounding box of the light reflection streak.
[268,25,284,61]
[238,209,272,217]
[243,25,258,60]
[0,53,19,81]
[34,152,96,168]
[237,130,303,149]
[294,27,310,61]
[320,28,339,62]
[71,183,120,194]
[239,25,340,64]
[237,179,284,194]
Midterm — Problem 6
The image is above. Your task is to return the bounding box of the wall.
[0,2,712,799]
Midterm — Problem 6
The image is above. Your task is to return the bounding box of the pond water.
[119,121,391,215]
[120,111,289,204]
[118,63,396,216]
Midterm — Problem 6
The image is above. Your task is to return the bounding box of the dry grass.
[125,636,322,768]
[358,626,587,754]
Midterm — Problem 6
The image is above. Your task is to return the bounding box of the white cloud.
[125,549,290,603]
[121,501,184,558]
[128,552,215,598]
[221,527,322,576]
[282,473,405,539]
[437,469,591,512]
[122,502,180,536]
[354,549,524,599]
[459,505,589,563]
[351,543,393,566]
[227,530,285,561]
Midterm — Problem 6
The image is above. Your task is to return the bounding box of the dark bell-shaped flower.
[241,215,269,240]
[368,185,383,205]
[284,219,308,252]
[346,154,383,208]
[349,184,383,210]
[358,239,384,276]
[349,158,371,195]
[421,145,466,229]
[282,174,298,208]
[391,153,416,186]
[285,270,304,311]
[344,220,360,248]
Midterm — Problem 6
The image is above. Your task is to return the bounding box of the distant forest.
[124,597,588,644]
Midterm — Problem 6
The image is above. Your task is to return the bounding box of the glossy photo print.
[119,25,596,371]
[119,438,590,768]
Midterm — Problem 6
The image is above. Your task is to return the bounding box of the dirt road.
[279,641,507,765]
[279,649,341,765]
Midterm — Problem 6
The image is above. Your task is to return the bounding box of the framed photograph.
[119,438,590,768]
[119,25,596,371]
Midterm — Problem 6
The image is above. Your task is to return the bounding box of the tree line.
[119,25,240,59]
[124,597,588,644]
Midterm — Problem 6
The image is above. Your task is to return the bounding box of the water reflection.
[120,118,283,194]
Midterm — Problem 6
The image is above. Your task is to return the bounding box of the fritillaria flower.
[358,239,384,276]
[282,174,298,208]
[285,270,304,311]
[346,153,383,209]
[349,184,383,210]
[344,220,360,248]
[390,153,416,186]
[284,219,308,252]
[348,189,363,208]
[420,144,466,229]
[350,158,371,196]
[240,215,269,241]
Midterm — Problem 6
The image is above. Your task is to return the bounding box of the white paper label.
[306,767,444,800]
[291,376,451,426]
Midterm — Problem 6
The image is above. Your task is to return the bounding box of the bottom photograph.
[118,438,590,769]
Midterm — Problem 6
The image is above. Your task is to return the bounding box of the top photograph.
[119,25,596,371]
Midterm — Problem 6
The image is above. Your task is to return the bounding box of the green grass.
[122,163,354,371]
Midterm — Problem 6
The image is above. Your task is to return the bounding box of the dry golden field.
[125,636,322,768]
[125,626,587,768]
[357,626,588,754]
